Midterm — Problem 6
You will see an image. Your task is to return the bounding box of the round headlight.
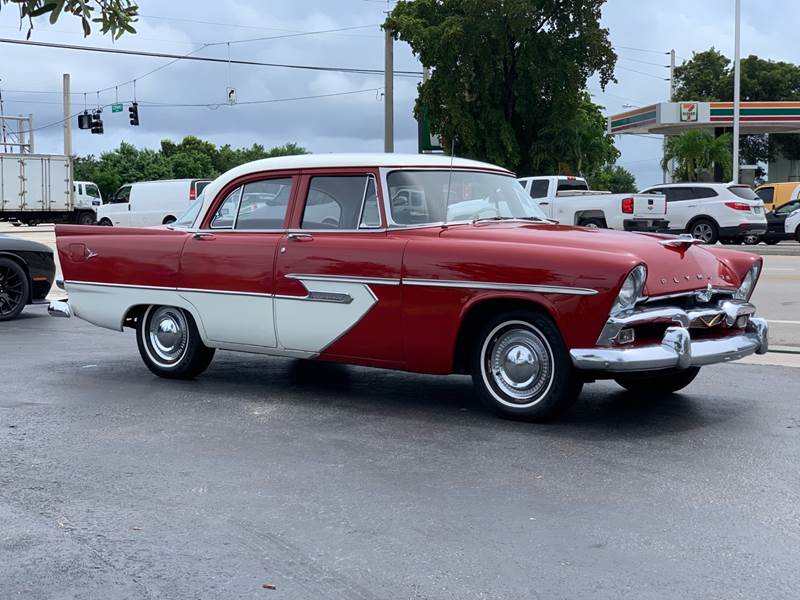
[612,265,647,314]
[734,264,760,301]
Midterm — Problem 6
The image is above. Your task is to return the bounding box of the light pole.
[732,0,741,183]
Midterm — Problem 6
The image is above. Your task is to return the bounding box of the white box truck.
[0,153,100,226]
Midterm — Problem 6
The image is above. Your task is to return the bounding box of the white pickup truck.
[517,175,668,232]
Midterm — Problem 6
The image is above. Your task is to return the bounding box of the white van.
[96,179,211,227]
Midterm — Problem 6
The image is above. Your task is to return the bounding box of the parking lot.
[2,223,800,599]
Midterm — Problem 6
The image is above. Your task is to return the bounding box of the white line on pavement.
[765,319,800,325]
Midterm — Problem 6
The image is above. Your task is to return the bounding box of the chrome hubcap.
[485,325,553,404]
[692,223,714,242]
[147,307,188,364]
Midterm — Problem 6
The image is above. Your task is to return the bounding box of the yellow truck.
[754,182,800,212]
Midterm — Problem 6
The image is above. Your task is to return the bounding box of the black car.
[0,235,56,321]
[760,199,800,245]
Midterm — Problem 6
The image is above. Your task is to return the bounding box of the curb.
[769,345,800,355]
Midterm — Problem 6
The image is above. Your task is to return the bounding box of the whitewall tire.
[136,305,215,379]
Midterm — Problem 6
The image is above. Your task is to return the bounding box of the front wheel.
[471,310,583,421]
[98,218,113,227]
[614,367,701,395]
[136,305,215,379]
[76,211,96,225]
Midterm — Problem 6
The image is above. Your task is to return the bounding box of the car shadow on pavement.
[188,354,745,438]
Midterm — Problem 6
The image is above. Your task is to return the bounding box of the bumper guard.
[570,300,768,372]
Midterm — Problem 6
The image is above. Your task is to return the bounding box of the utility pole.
[732,0,742,183]
[384,22,394,153]
[63,73,72,157]
[663,49,676,183]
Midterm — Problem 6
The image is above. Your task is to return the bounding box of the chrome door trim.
[401,278,599,296]
[285,273,401,286]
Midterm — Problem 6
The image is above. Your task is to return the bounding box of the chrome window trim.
[358,175,382,229]
[401,278,598,296]
[209,186,243,230]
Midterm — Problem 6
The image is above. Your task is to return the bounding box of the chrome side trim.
[285,273,401,286]
[401,278,599,296]
[65,280,272,298]
[274,291,354,305]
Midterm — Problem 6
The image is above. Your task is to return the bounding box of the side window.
[236,178,293,230]
[690,187,718,200]
[301,175,379,230]
[114,186,131,203]
[210,187,242,229]
[776,200,800,215]
[667,187,695,202]
[529,180,549,199]
[85,184,101,199]
[757,187,774,203]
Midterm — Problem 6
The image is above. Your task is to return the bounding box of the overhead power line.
[616,66,670,81]
[618,56,669,68]
[0,38,423,79]
[615,45,669,56]
[138,14,383,38]
[25,87,383,133]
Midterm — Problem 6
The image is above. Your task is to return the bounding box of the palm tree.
[662,130,732,181]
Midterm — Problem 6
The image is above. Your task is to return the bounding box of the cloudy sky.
[0,0,796,188]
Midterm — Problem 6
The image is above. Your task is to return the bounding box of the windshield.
[85,184,101,198]
[387,170,547,226]
[173,197,203,228]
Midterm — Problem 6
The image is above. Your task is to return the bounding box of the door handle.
[287,232,314,242]
[539,201,550,206]
[192,232,216,241]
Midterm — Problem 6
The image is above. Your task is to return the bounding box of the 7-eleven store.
[607,101,800,182]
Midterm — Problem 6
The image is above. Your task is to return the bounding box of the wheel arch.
[452,295,561,375]
[574,210,607,226]
[0,251,32,303]
[121,301,211,346]
[686,214,719,231]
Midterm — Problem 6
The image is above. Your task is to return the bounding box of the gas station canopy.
[608,101,800,135]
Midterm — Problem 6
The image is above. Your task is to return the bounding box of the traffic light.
[129,102,139,126]
[90,110,104,135]
[77,111,92,130]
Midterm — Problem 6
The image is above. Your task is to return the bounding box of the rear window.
[728,186,760,201]
[556,179,589,192]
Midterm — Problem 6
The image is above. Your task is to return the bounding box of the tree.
[587,165,637,193]
[73,137,308,199]
[0,0,138,38]
[674,49,800,169]
[661,130,732,182]
[386,0,617,175]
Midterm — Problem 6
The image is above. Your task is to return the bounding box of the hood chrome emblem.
[695,282,714,303]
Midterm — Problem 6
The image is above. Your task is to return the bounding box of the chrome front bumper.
[48,299,73,318]
[570,299,769,372]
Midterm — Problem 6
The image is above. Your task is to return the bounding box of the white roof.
[644,182,743,189]
[198,152,509,218]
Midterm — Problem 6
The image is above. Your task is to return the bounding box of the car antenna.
[443,137,456,229]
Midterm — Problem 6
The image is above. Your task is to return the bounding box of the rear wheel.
[471,310,583,422]
[136,305,215,379]
[614,367,701,395]
[689,219,718,244]
[0,257,29,322]
[580,217,606,229]
[76,211,96,225]
[743,234,760,245]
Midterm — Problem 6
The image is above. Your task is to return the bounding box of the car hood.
[438,222,758,296]
[0,234,53,254]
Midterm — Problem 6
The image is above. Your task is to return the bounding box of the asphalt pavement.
[2,307,800,599]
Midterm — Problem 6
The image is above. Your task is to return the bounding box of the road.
[3,223,798,346]
[1,308,800,599]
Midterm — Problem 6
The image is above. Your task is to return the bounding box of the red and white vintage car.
[50,154,768,420]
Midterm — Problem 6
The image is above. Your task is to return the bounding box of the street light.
[733,0,741,183]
